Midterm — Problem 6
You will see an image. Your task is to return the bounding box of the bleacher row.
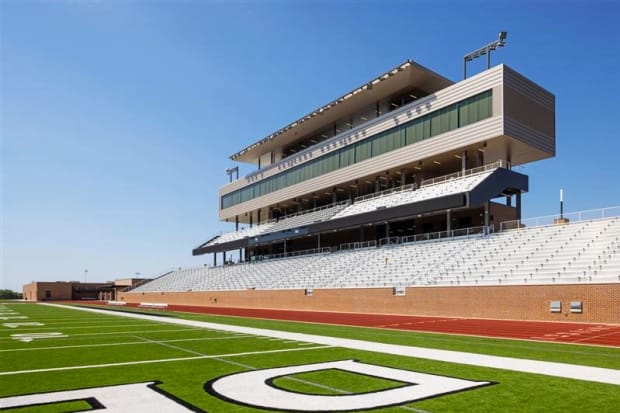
[199,168,495,248]
[133,216,620,292]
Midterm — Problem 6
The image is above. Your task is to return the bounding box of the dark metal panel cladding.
[468,168,529,206]
[310,194,466,233]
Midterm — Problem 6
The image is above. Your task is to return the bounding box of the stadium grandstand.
[118,60,617,323]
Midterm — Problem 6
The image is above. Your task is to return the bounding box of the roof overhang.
[230,59,453,164]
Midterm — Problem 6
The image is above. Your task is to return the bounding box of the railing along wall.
[500,206,620,231]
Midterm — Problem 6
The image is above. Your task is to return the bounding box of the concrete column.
[400,169,406,186]
[249,213,253,228]
[332,191,337,204]
[506,195,512,207]
[375,177,380,193]
[235,216,239,231]
[213,253,216,267]
[462,150,468,171]
[446,209,451,233]
[222,251,226,265]
[516,192,522,220]
[317,233,321,249]
[257,209,261,225]
[484,202,490,228]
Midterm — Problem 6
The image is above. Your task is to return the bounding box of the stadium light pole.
[463,32,507,79]
[84,269,88,282]
[225,167,239,183]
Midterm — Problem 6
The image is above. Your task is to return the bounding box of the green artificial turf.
[3,399,94,413]
[0,303,618,412]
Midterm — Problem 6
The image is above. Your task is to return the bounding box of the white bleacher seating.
[131,217,620,293]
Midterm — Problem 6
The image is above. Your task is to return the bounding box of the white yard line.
[0,327,202,340]
[44,304,620,386]
[0,323,162,331]
[0,345,331,376]
[0,335,252,352]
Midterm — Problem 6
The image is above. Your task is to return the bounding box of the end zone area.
[1,302,618,412]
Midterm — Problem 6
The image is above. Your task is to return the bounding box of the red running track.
[159,304,620,347]
[81,301,620,347]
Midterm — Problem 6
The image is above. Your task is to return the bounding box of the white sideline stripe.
[0,345,331,376]
[0,335,252,352]
[43,304,620,386]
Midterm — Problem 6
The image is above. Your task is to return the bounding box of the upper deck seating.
[199,223,274,248]
[333,170,494,220]
[267,202,349,233]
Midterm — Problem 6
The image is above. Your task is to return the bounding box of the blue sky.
[2,0,619,291]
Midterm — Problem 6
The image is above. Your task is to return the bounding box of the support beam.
[446,209,451,233]
[516,192,522,220]
[484,202,490,229]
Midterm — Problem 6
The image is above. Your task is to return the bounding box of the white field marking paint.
[3,322,45,328]
[0,327,203,340]
[13,323,168,331]
[0,345,331,376]
[208,360,489,411]
[0,335,253,353]
[132,335,207,357]
[0,316,28,320]
[45,303,620,386]
[209,348,432,413]
[11,332,67,342]
[0,381,194,412]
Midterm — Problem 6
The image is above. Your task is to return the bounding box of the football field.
[1,302,618,412]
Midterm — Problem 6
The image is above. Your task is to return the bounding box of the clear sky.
[2,0,619,291]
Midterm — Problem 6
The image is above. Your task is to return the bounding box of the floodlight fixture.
[463,32,508,79]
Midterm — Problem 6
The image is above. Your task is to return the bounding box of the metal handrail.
[354,184,415,203]
[500,206,620,231]
[420,160,506,187]
[267,200,351,224]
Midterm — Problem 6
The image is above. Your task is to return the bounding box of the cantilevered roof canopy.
[230,59,453,164]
